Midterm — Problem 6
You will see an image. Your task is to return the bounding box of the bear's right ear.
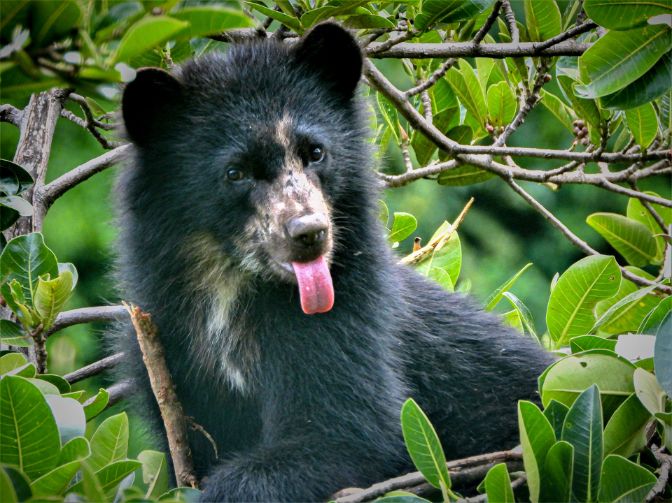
[122,68,183,146]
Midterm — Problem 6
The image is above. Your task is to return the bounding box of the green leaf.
[299,1,371,27]
[46,395,86,444]
[377,92,401,144]
[0,468,17,503]
[33,270,73,329]
[633,367,666,416]
[247,2,302,32]
[0,352,27,374]
[592,285,658,334]
[539,351,635,416]
[415,224,462,285]
[0,320,31,347]
[639,296,671,333]
[0,376,61,479]
[576,25,672,99]
[437,164,495,186]
[558,75,602,144]
[30,461,80,496]
[544,400,570,440]
[401,398,451,492]
[570,335,616,354]
[485,263,533,311]
[603,393,651,457]
[389,212,418,244]
[36,374,71,394]
[484,463,514,502]
[170,6,253,37]
[587,214,658,267]
[412,109,457,165]
[159,487,202,502]
[561,385,603,503]
[584,0,672,30]
[138,450,169,499]
[0,232,58,305]
[88,412,130,472]
[518,401,556,503]
[546,255,621,345]
[486,81,516,127]
[59,436,91,464]
[539,89,576,132]
[427,267,455,292]
[541,441,574,503]
[74,460,142,497]
[113,16,189,64]
[627,193,670,263]
[83,388,110,421]
[524,0,562,42]
[345,14,396,29]
[625,103,659,149]
[31,0,82,47]
[415,0,495,30]
[0,196,32,217]
[598,454,656,502]
[602,56,672,110]
[502,291,539,340]
[446,60,487,130]
[79,463,105,502]
[654,315,672,396]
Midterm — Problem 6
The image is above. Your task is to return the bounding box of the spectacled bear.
[113,23,553,502]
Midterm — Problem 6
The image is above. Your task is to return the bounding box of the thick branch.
[472,1,503,44]
[64,352,125,384]
[125,303,198,488]
[38,144,130,216]
[367,40,589,58]
[46,305,128,338]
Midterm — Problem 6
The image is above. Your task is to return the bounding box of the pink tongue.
[291,256,334,315]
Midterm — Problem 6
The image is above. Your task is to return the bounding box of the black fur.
[113,24,553,502]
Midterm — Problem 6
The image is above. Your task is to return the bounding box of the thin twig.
[473,1,503,45]
[505,177,672,294]
[366,30,417,55]
[535,21,597,51]
[38,144,130,218]
[334,449,522,503]
[125,302,198,488]
[0,104,23,126]
[107,379,134,407]
[501,0,519,44]
[45,305,129,338]
[64,352,125,383]
[405,58,457,97]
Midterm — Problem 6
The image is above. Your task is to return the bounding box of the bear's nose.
[286,214,328,248]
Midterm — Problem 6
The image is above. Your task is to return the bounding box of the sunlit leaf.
[524,0,562,42]
[113,16,189,64]
[587,213,658,267]
[584,0,672,30]
[518,401,555,503]
[415,0,495,30]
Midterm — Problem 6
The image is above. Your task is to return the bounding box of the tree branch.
[45,305,128,338]
[501,0,519,44]
[646,445,671,503]
[367,40,589,58]
[333,449,523,503]
[125,303,198,488]
[535,21,597,51]
[38,144,130,218]
[0,104,23,126]
[472,1,503,45]
[64,352,125,383]
[107,379,134,407]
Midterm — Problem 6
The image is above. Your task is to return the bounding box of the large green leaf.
[483,463,514,502]
[412,109,457,165]
[344,14,396,29]
[246,2,302,32]
[598,455,656,502]
[0,468,17,503]
[627,193,671,262]
[87,413,129,472]
[0,159,33,196]
[584,0,672,30]
[546,255,621,345]
[31,0,82,47]
[170,6,253,37]
[400,398,451,492]
[30,461,80,496]
[624,103,659,149]
[539,351,635,416]
[518,401,556,503]
[524,0,562,42]
[86,460,143,497]
[446,60,487,130]
[539,89,576,132]
[586,214,657,267]
[388,213,417,244]
[544,400,570,440]
[83,388,110,421]
[602,56,672,110]
[415,222,462,285]
[654,315,672,396]
[59,436,90,465]
[33,270,73,329]
[541,440,574,503]
[113,16,189,64]
[0,376,61,479]
[437,164,495,186]
[0,233,58,305]
[415,0,495,30]
[592,282,658,335]
[603,393,651,458]
[639,296,671,334]
[0,319,31,347]
[486,81,516,127]
[138,450,169,499]
[576,25,672,99]
[562,385,603,503]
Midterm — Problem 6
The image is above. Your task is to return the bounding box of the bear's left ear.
[293,23,362,98]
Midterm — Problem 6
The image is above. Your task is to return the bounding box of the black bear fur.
[112,23,553,502]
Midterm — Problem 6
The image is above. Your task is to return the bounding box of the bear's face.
[121,24,366,313]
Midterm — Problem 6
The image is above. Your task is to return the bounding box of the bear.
[113,23,553,502]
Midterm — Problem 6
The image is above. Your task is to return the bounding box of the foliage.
[1,0,671,501]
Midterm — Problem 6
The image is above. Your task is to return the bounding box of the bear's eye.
[226,168,245,181]
[309,145,325,163]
